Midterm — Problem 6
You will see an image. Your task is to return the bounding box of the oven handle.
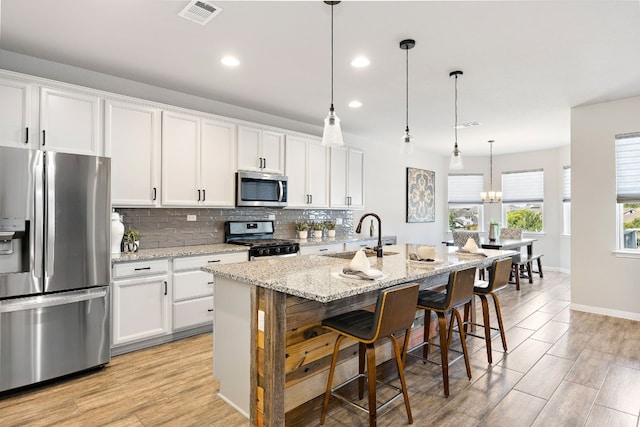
[250,252,298,261]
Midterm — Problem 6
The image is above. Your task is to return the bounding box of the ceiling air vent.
[178,0,222,26]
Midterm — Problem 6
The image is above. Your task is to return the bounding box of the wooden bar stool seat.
[464,257,512,364]
[320,283,419,427]
[406,266,477,397]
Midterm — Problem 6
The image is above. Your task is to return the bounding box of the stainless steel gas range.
[224,221,299,260]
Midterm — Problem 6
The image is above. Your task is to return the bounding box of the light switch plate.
[309,214,316,220]
[268,214,275,220]
[187,215,197,221]
[336,218,343,225]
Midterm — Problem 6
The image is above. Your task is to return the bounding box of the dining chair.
[320,283,419,427]
[452,230,480,249]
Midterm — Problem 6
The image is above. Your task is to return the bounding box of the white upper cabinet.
[0,77,32,149]
[39,87,102,156]
[285,135,329,208]
[106,100,161,207]
[237,125,285,174]
[199,118,236,207]
[162,111,200,206]
[162,111,236,207]
[330,146,365,209]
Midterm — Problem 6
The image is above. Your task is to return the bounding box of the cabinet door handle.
[208,259,221,263]
[310,194,313,204]
[25,127,29,144]
[207,281,214,285]
[152,187,157,201]
[164,281,167,296]
[197,189,201,201]
[42,130,46,146]
[202,189,206,202]
[134,266,151,271]
[207,309,214,312]
[263,158,266,169]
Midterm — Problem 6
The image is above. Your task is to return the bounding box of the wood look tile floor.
[1,271,639,426]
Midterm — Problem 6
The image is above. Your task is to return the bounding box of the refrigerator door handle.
[45,153,55,278]
[0,288,108,313]
[34,151,44,279]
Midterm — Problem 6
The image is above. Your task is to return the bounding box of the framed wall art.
[406,167,435,223]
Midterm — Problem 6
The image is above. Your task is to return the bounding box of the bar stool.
[465,258,512,364]
[320,283,419,427]
[407,266,476,397]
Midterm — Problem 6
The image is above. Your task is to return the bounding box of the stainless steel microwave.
[236,171,288,207]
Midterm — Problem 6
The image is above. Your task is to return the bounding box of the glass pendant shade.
[322,108,344,147]
[401,127,414,155]
[449,143,464,169]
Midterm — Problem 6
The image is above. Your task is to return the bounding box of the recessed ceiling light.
[221,56,240,67]
[455,121,481,129]
[351,57,370,68]
[348,100,362,108]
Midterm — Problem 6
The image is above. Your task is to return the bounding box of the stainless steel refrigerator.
[0,146,111,392]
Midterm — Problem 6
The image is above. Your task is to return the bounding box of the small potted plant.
[123,227,141,253]
[325,220,337,238]
[312,222,325,239]
[295,221,309,239]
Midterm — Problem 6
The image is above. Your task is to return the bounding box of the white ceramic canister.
[111,212,124,253]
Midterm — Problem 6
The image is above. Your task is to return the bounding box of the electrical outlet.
[309,214,316,220]
[187,215,197,221]
[268,214,275,220]
[335,218,343,225]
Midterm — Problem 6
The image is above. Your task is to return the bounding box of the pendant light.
[480,140,503,202]
[321,1,344,147]
[400,39,416,156]
[449,70,464,170]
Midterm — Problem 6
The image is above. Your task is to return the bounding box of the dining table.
[444,237,537,257]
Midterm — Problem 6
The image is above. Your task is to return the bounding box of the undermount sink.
[323,249,399,259]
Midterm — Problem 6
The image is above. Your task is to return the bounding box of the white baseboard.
[570,303,640,322]
[218,392,250,419]
[540,266,571,274]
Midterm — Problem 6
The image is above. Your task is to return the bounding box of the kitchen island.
[204,244,514,426]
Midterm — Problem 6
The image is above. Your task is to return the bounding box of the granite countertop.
[203,244,516,303]
[112,243,248,263]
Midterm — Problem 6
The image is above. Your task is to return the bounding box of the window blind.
[616,133,640,203]
[448,174,483,203]
[562,166,571,202]
[501,169,544,203]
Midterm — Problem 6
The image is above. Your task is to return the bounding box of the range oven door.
[236,171,287,207]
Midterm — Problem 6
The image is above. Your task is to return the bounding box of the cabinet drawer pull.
[134,266,151,271]
[207,281,214,285]
[207,260,221,263]
[207,309,214,312]
[319,248,328,252]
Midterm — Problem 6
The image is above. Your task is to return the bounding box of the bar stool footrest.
[406,341,465,367]
[330,373,405,416]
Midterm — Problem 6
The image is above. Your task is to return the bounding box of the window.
[502,169,544,232]
[616,133,640,250]
[563,166,571,235]
[448,174,483,231]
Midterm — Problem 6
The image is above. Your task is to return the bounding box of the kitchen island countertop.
[203,244,514,303]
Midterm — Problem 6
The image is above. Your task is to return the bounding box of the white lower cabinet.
[299,243,343,255]
[171,252,247,331]
[112,260,170,347]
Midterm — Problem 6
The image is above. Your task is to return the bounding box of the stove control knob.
[259,249,266,256]
[275,247,281,254]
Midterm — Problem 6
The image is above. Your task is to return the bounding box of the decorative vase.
[327,229,336,238]
[313,230,323,239]
[489,223,497,241]
[111,212,124,254]
[124,240,139,253]
[297,230,308,239]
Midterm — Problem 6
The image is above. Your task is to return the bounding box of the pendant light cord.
[490,141,493,190]
[330,2,334,111]
[454,74,458,148]
[405,48,409,131]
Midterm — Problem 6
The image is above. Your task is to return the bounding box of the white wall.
[571,96,640,320]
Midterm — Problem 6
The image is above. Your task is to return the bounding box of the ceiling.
[2,0,640,156]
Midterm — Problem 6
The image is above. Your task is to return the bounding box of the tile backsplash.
[116,207,355,250]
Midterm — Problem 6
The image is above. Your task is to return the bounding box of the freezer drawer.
[0,287,110,392]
